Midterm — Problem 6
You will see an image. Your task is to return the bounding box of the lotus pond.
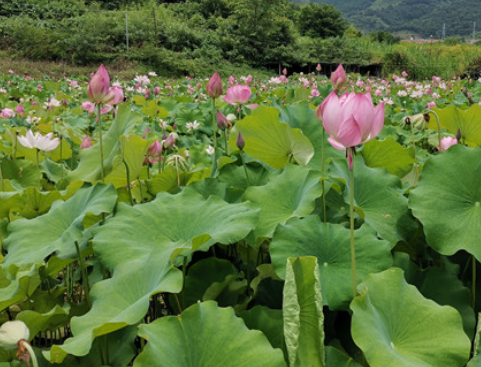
[0,67,481,367]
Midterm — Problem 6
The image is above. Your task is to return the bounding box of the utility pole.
[474,22,476,42]
[442,23,446,40]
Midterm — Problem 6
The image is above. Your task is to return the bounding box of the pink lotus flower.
[144,141,162,164]
[206,71,223,99]
[87,64,114,104]
[80,135,92,149]
[438,137,458,152]
[108,86,124,105]
[402,71,409,77]
[330,64,347,91]
[316,63,322,72]
[82,101,95,113]
[316,91,385,151]
[18,130,60,151]
[224,84,252,105]
[15,104,25,117]
[1,108,15,119]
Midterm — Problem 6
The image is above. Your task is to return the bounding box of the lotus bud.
[80,135,92,149]
[0,321,30,351]
[153,86,161,95]
[15,104,25,117]
[108,87,124,105]
[316,63,322,72]
[236,132,245,151]
[216,110,231,130]
[206,71,223,99]
[87,64,114,104]
[147,140,162,156]
[163,133,176,149]
[226,114,237,123]
[330,64,347,92]
[456,129,462,141]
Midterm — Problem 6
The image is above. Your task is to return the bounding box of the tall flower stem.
[21,341,39,367]
[0,157,4,191]
[321,128,327,221]
[426,110,442,151]
[212,98,217,149]
[97,104,105,183]
[409,121,419,183]
[240,152,250,187]
[348,147,357,297]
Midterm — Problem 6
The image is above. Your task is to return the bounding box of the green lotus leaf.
[2,184,117,268]
[68,105,142,183]
[351,268,471,367]
[284,256,324,367]
[427,105,481,147]
[277,101,345,169]
[325,346,363,367]
[133,301,286,367]
[240,306,286,358]
[1,159,40,190]
[17,304,69,337]
[330,156,416,247]
[271,216,392,309]
[183,257,239,308]
[0,264,40,313]
[228,105,314,168]
[361,136,415,178]
[243,164,323,243]
[47,187,259,362]
[409,145,481,261]
[104,134,150,188]
[15,187,62,219]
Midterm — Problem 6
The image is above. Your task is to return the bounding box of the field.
[0,65,480,366]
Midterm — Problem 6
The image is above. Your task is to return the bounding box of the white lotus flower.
[18,130,60,151]
[205,145,215,155]
[186,120,200,132]
[0,321,30,351]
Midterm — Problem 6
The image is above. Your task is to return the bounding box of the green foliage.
[297,3,348,38]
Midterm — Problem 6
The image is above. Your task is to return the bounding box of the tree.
[296,3,348,39]
[369,30,400,44]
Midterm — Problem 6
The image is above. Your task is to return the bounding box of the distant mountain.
[291,0,481,39]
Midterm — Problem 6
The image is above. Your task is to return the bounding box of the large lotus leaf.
[104,134,150,188]
[243,164,323,242]
[409,145,481,261]
[2,184,117,268]
[133,301,286,367]
[0,264,40,312]
[240,306,286,358]
[361,136,415,178]
[284,256,324,367]
[395,254,475,338]
[325,346,363,367]
[17,304,69,337]
[351,268,471,367]
[427,105,481,146]
[183,257,239,307]
[47,187,259,362]
[1,159,40,190]
[330,156,416,247]
[15,187,62,219]
[68,105,142,183]
[271,216,392,309]
[228,106,314,168]
[276,101,345,169]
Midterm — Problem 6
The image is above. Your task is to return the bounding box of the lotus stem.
[409,120,419,184]
[97,103,105,183]
[0,158,4,191]
[20,341,38,367]
[240,152,250,187]
[224,130,229,156]
[348,147,357,297]
[212,97,217,149]
[321,128,327,221]
[74,241,91,308]
[427,110,442,152]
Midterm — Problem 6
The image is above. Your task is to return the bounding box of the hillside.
[291,0,481,39]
